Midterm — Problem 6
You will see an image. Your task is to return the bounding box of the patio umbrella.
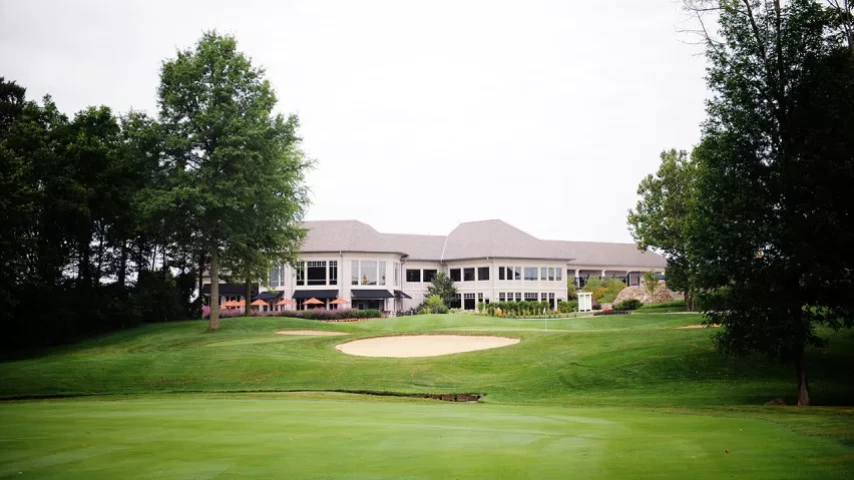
[251,299,268,307]
[329,298,349,305]
[221,300,237,308]
[303,298,323,305]
[275,298,296,306]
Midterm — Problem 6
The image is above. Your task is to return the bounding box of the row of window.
[351,260,387,286]
[405,269,438,283]
[497,292,557,302]
[293,260,339,286]
[498,266,562,282]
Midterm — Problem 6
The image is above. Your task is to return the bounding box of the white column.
[575,269,580,287]
[601,269,606,279]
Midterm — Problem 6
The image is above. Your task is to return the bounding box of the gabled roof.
[300,220,405,254]
[546,240,667,268]
[382,233,446,261]
[442,220,570,261]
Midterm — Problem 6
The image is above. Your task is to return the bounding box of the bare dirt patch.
[335,335,520,358]
[275,330,349,336]
[676,324,720,329]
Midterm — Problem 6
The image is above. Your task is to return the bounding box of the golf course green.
[1,312,853,478]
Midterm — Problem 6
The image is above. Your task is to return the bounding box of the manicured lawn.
[1,313,852,478]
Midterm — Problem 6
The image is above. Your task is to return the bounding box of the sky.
[0,0,710,243]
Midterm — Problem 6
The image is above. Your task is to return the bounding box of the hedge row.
[204,308,382,321]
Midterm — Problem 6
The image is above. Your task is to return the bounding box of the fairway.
[1,313,853,478]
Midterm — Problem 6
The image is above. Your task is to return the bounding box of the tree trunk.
[209,249,220,332]
[685,292,694,312]
[117,241,128,290]
[95,226,105,285]
[197,251,206,305]
[796,352,811,406]
[245,276,252,317]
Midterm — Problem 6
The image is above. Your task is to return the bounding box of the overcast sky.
[1,0,709,243]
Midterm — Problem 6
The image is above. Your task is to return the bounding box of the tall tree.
[685,0,854,405]
[157,31,311,330]
[427,272,457,308]
[628,149,697,309]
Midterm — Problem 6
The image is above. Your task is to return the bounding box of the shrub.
[557,300,578,313]
[592,300,601,311]
[273,308,381,320]
[614,299,643,311]
[417,294,449,314]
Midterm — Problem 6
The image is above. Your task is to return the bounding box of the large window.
[296,262,306,286]
[478,267,490,281]
[351,261,359,285]
[512,266,521,280]
[556,268,562,281]
[361,260,378,285]
[423,269,437,283]
[270,265,281,288]
[499,267,505,281]
[450,269,461,282]
[307,261,327,286]
[394,263,399,286]
[379,261,386,286]
[463,268,475,282]
[406,269,421,283]
[525,292,538,301]
[548,267,555,281]
[524,267,538,281]
[540,267,547,280]
[329,261,338,285]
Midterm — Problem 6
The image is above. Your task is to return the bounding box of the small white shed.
[577,292,593,312]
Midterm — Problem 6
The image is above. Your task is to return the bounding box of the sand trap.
[676,324,720,329]
[335,335,520,358]
[275,330,349,336]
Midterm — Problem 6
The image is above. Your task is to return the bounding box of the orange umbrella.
[251,299,268,307]
[303,298,323,305]
[329,298,349,305]
[221,300,234,308]
[276,298,296,306]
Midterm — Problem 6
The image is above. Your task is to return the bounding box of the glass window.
[499,292,506,302]
[361,260,377,285]
[351,261,359,285]
[394,263,399,286]
[329,261,338,285]
[525,292,538,300]
[450,269,461,282]
[524,267,538,281]
[463,268,475,282]
[541,267,547,280]
[270,265,280,288]
[406,269,421,282]
[513,266,521,280]
[307,261,326,286]
[557,268,562,281]
[548,268,555,281]
[296,261,306,286]
[499,266,505,281]
[423,269,437,283]
[478,267,490,281]
[379,261,386,286]
[515,292,522,301]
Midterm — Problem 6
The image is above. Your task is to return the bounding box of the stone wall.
[613,281,684,305]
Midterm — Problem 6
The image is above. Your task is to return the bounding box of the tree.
[643,271,659,297]
[427,272,457,308]
[685,0,854,405]
[628,149,697,309]
[157,31,311,330]
[419,294,449,314]
[566,277,578,300]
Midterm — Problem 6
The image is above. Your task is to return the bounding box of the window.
[379,261,386,285]
[423,269,437,283]
[478,267,490,281]
[513,266,522,280]
[351,261,359,285]
[406,269,421,283]
[307,261,327,286]
[499,267,506,281]
[270,265,280,288]
[524,267,538,281]
[548,268,555,281]
[499,292,506,302]
[451,293,462,309]
[450,268,461,282]
[525,292,538,301]
[393,263,399,286]
[540,267,547,280]
[361,260,378,285]
[329,261,338,285]
[463,268,475,282]
[296,262,306,286]
[515,292,522,301]
[557,268,562,281]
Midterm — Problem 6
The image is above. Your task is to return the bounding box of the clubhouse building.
[203,219,666,314]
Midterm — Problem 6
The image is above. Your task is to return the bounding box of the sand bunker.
[275,330,349,336]
[676,324,720,329]
[335,335,520,358]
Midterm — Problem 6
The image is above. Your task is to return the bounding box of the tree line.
[0,32,312,347]
[629,0,854,405]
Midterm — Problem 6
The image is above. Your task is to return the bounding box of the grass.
[1,313,853,478]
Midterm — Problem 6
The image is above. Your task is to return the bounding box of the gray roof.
[442,220,570,261]
[300,220,405,254]
[298,219,667,268]
[382,233,446,261]
[546,240,667,268]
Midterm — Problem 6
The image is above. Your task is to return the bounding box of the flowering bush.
[201,307,382,320]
